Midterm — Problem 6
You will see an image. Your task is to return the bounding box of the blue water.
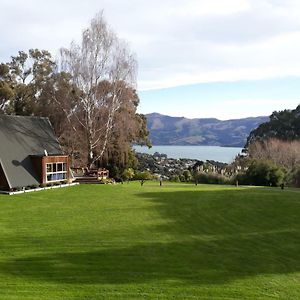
[133,145,242,163]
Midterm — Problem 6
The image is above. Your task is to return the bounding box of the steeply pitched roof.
[0,115,62,189]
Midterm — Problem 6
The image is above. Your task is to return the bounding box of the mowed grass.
[0,183,300,299]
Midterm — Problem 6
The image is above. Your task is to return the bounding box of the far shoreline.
[133,145,243,163]
[135,144,243,148]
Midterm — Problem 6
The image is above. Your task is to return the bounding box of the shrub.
[99,178,115,184]
[134,171,153,181]
[182,170,192,182]
[243,159,285,187]
[195,173,231,185]
[122,168,135,182]
[109,166,121,181]
[29,184,39,189]
[233,173,248,185]
[286,167,300,187]
[169,175,180,182]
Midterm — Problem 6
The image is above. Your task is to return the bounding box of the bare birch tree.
[60,12,137,167]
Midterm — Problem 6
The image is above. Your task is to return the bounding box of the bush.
[286,167,300,187]
[243,159,285,187]
[195,173,231,185]
[233,173,248,185]
[182,170,192,182]
[169,175,180,182]
[109,166,121,181]
[122,168,135,182]
[133,171,153,181]
[99,178,115,184]
[29,184,39,189]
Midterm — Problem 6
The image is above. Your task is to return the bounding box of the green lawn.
[0,182,300,299]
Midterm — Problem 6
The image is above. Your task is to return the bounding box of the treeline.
[235,138,300,187]
[236,104,300,187]
[246,105,300,145]
[0,13,149,172]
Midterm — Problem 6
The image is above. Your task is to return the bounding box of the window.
[46,162,67,182]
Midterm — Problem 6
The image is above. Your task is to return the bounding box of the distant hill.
[146,113,269,147]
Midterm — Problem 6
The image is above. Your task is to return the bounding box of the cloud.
[1,0,300,90]
[138,32,300,90]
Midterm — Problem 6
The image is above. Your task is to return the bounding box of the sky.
[1,0,300,119]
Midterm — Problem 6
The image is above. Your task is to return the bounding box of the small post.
[235,180,239,187]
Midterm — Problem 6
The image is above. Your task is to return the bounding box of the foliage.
[122,168,135,181]
[246,104,300,147]
[241,104,300,187]
[0,13,149,170]
[59,12,150,167]
[0,49,55,115]
[242,159,285,187]
[195,172,231,185]
[108,165,122,182]
[98,178,115,184]
[133,170,153,181]
[286,167,300,187]
[247,138,300,170]
[0,64,14,111]
[169,175,180,182]
[182,170,192,182]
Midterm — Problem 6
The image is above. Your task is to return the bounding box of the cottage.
[0,115,70,191]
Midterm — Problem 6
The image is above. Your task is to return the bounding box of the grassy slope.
[0,183,300,299]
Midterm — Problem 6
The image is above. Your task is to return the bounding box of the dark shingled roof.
[0,115,62,189]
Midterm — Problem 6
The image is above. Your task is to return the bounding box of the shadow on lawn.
[1,188,300,285]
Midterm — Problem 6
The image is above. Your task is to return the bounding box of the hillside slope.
[246,104,300,146]
[146,113,268,147]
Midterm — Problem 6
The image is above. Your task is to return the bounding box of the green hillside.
[0,183,300,299]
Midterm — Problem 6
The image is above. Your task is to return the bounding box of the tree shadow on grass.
[1,188,300,285]
[139,188,300,237]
